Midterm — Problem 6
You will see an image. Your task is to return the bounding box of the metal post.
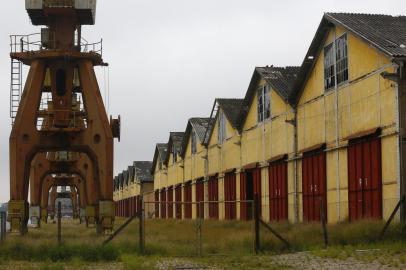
[139,197,145,254]
[0,212,6,242]
[57,202,62,245]
[254,194,260,254]
[196,202,203,257]
[380,195,405,239]
[320,199,328,247]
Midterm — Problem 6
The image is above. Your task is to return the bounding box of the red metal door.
[348,136,382,221]
[269,160,288,221]
[224,172,236,220]
[302,149,326,222]
[160,189,167,219]
[240,172,247,220]
[154,190,159,218]
[208,176,219,219]
[184,182,192,219]
[196,179,204,219]
[167,186,173,219]
[175,185,182,219]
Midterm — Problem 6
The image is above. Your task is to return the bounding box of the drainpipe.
[333,29,341,222]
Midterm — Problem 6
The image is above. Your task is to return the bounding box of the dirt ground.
[1,251,404,270]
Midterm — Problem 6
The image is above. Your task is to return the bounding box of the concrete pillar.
[192,181,197,219]
[260,163,270,222]
[235,169,241,220]
[218,174,225,220]
[204,180,209,219]
[181,184,185,220]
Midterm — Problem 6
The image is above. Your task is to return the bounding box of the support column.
[192,181,197,219]
[235,169,242,220]
[218,174,225,220]
[260,163,270,222]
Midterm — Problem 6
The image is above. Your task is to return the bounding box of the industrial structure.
[8,0,120,235]
[114,13,406,224]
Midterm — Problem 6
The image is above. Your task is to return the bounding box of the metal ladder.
[10,59,22,124]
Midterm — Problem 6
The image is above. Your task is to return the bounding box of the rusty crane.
[8,0,120,235]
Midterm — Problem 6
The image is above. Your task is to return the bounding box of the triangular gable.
[291,12,406,105]
[204,98,244,146]
[151,143,167,175]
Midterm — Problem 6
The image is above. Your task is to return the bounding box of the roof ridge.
[326,12,405,18]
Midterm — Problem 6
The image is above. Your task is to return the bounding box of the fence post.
[320,199,328,247]
[0,212,6,242]
[57,202,62,245]
[380,195,405,239]
[254,194,260,254]
[196,202,203,257]
[139,197,145,255]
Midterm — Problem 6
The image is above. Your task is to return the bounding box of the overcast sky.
[0,0,404,202]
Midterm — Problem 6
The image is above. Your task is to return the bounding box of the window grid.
[257,85,270,123]
[191,130,197,155]
[218,110,226,145]
[324,33,348,91]
[336,34,348,85]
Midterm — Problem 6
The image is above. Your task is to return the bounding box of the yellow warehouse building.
[114,12,406,224]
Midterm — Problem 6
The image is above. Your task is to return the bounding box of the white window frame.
[324,33,348,91]
[257,85,270,123]
[218,110,226,145]
[191,130,197,155]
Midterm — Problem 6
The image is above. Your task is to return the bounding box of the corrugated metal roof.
[127,165,135,182]
[238,66,299,130]
[123,170,129,186]
[217,98,244,129]
[118,173,123,188]
[133,161,153,183]
[203,99,244,145]
[151,143,168,175]
[190,118,211,143]
[180,118,211,158]
[326,13,406,57]
[256,66,300,101]
[164,132,185,165]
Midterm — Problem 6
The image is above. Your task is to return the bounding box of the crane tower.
[8,0,120,234]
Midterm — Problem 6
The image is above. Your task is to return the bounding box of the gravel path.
[272,252,402,270]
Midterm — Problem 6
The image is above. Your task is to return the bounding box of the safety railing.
[36,109,87,131]
[10,33,43,53]
[10,33,103,56]
[80,38,103,56]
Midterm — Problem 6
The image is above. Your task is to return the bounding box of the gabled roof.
[164,132,185,165]
[326,13,406,57]
[217,99,244,129]
[113,176,118,190]
[180,118,211,158]
[123,170,129,186]
[151,143,168,175]
[128,165,135,183]
[203,98,244,145]
[133,161,153,183]
[118,173,123,188]
[291,12,406,105]
[239,66,300,129]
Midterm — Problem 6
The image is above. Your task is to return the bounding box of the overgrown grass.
[259,219,406,253]
[0,217,405,266]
